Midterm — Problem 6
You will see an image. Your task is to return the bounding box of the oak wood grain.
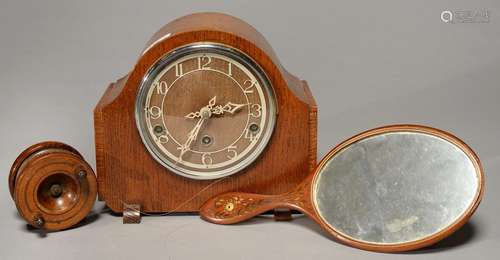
[94,12,317,213]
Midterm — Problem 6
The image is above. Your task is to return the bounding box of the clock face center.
[163,69,249,153]
[200,107,211,119]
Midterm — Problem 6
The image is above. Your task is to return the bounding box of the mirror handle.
[199,183,312,224]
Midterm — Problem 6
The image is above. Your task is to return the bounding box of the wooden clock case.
[94,13,317,213]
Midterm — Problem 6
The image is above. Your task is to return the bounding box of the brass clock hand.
[178,97,216,162]
[211,102,246,115]
[185,96,217,119]
[185,111,200,119]
[207,96,216,109]
[177,116,206,162]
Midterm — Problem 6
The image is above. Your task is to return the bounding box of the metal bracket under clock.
[123,203,141,224]
[273,208,293,221]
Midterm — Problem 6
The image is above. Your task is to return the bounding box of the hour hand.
[185,111,200,119]
[211,102,246,115]
[185,96,217,119]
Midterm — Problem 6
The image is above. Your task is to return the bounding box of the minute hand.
[211,102,246,115]
[177,117,206,162]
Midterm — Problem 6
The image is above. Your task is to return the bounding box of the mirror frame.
[311,124,485,252]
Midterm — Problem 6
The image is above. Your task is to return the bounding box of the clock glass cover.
[136,43,277,179]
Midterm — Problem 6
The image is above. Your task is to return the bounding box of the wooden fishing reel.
[9,142,97,231]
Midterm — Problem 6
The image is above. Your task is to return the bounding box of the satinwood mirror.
[200,125,484,252]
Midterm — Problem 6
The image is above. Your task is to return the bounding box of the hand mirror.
[200,125,484,252]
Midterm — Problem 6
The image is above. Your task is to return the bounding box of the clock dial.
[136,44,276,179]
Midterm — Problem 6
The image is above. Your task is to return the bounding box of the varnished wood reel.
[9,142,97,231]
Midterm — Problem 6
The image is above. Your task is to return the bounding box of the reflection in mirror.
[314,132,479,244]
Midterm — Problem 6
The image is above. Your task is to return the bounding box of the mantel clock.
[94,13,317,214]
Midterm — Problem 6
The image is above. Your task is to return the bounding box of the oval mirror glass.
[313,131,482,246]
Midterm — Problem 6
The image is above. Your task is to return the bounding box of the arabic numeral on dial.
[154,81,169,95]
[227,145,238,159]
[202,153,213,167]
[147,106,162,119]
[198,55,211,70]
[243,80,256,94]
[158,135,169,143]
[227,62,232,76]
[245,129,259,142]
[249,104,262,118]
[175,63,184,77]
